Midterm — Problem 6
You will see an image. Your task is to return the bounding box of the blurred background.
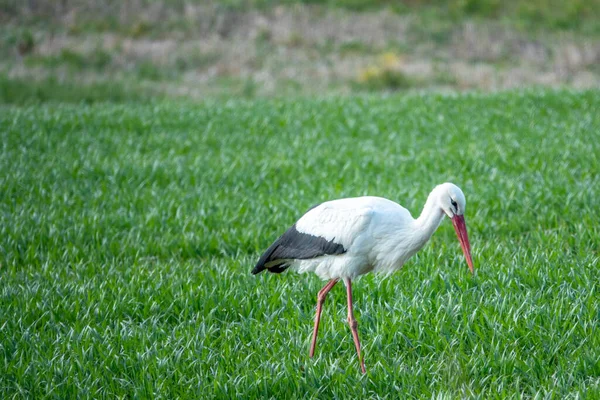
[1,0,599,103]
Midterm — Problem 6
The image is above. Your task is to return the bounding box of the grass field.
[1,90,599,398]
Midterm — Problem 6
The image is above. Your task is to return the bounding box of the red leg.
[344,278,366,374]
[309,279,338,358]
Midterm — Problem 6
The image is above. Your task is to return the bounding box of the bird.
[251,182,474,374]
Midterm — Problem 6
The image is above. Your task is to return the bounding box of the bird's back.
[252,196,413,277]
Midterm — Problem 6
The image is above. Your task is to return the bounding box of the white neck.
[414,190,446,244]
[375,190,447,275]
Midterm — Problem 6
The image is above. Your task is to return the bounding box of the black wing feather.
[252,223,346,275]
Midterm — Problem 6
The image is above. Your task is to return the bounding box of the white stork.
[252,182,474,374]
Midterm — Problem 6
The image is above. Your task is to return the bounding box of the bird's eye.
[450,199,458,209]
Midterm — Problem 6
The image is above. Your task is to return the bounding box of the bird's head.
[437,183,474,274]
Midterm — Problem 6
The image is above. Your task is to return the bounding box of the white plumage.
[252,182,474,374]
[294,196,429,279]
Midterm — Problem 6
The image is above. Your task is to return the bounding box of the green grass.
[221,0,600,33]
[3,0,599,36]
[0,75,159,105]
[24,48,113,71]
[1,90,600,398]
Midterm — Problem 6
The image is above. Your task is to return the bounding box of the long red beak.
[451,214,474,274]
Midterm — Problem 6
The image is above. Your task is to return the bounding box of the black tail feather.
[267,263,289,274]
[251,260,288,275]
[252,221,346,276]
[252,231,288,275]
[251,264,267,275]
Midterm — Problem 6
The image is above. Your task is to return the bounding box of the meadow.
[1,90,599,398]
[3,0,600,101]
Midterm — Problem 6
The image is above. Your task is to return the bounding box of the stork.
[252,182,474,374]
